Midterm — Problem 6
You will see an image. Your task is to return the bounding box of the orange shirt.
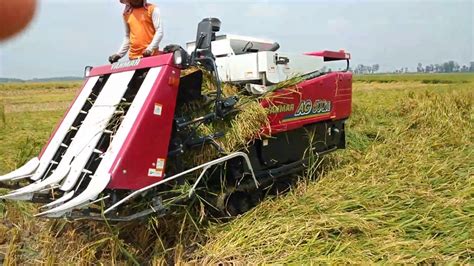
[124,5,159,59]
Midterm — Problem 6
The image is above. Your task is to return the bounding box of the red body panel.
[262,72,352,135]
[107,65,181,190]
[89,54,174,77]
[305,50,351,61]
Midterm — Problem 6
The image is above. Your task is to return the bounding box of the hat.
[121,0,149,14]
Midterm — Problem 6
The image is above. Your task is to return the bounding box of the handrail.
[104,152,258,214]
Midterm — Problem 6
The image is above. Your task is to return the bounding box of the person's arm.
[116,18,130,58]
[145,7,164,52]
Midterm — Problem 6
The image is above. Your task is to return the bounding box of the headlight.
[173,49,189,68]
[84,66,93,78]
[173,50,183,65]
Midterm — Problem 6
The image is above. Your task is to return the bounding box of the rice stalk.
[14,137,42,167]
[178,69,308,165]
[4,228,20,265]
[0,103,6,127]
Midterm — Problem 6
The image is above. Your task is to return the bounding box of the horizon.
[0,0,472,79]
[2,71,474,83]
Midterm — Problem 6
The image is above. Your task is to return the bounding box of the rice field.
[0,73,472,264]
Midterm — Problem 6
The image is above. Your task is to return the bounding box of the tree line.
[351,61,474,74]
[417,61,474,73]
[352,64,380,74]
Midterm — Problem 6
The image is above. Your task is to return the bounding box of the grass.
[196,81,473,264]
[0,73,473,264]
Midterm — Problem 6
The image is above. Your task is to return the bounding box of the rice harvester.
[0,18,352,221]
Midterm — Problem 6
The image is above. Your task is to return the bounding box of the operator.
[109,0,164,63]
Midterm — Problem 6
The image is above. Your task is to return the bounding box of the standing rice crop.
[192,79,474,264]
[0,103,5,127]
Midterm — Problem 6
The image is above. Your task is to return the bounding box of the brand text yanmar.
[111,59,141,70]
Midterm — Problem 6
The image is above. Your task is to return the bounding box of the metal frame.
[103,152,258,215]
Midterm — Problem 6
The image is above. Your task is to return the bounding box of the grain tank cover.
[187,34,279,57]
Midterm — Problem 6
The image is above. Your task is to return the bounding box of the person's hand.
[143,50,153,57]
[109,54,121,64]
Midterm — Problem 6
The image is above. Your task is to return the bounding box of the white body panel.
[187,35,324,86]
[187,34,276,57]
[257,52,324,84]
[217,54,260,82]
[41,190,75,209]
[215,52,323,84]
[0,157,39,181]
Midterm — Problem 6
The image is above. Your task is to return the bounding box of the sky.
[0,0,472,79]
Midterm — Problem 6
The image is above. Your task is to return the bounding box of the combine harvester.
[0,18,352,221]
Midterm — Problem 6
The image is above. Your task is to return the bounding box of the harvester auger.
[0,18,352,221]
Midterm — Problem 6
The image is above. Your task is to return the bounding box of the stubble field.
[0,73,472,264]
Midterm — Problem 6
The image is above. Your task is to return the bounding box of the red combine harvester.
[0,18,352,221]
